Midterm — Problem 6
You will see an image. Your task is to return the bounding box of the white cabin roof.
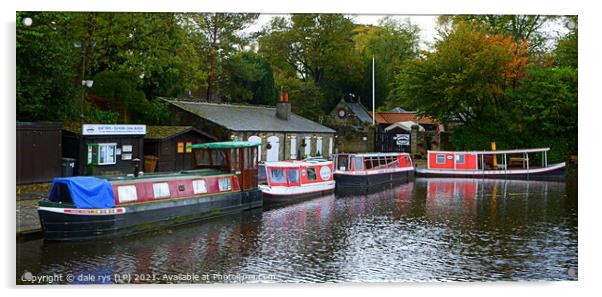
[335,152,410,157]
[261,160,332,168]
[428,148,550,155]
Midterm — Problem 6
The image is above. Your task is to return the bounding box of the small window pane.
[153,183,170,199]
[193,180,207,194]
[307,167,317,181]
[270,169,286,183]
[353,157,364,171]
[456,154,465,164]
[118,185,137,203]
[288,169,299,183]
[436,154,445,164]
[218,177,231,191]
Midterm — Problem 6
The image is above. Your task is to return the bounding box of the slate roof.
[164,99,336,134]
[145,126,216,141]
[346,102,373,124]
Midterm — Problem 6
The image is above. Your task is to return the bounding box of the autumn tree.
[390,21,528,124]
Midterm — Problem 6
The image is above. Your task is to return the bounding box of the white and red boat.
[415,148,566,179]
[333,153,414,188]
[258,159,335,205]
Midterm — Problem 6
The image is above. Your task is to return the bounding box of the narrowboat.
[333,153,414,188]
[258,159,335,205]
[37,141,263,241]
[415,148,566,179]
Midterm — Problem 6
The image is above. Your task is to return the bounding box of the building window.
[316,137,323,156]
[193,180,207,194]
[270,169,286,183]
[153,183,171,199]
[455,154,465,164]
[118,185,137,203]
[307,167,317,181]
[436,154,445,164]
[97,143,117,165]
[218,177,232,191]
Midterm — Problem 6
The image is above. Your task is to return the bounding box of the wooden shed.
[143,126,216,173]
[16,122,62,184]
[62,123,146,176]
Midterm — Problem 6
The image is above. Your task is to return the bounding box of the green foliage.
[220,51,276,105]
[554,16,578,68]
[278,77,324,122]
[17,12,80,122]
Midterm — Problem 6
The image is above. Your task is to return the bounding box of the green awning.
[188,141,261,149]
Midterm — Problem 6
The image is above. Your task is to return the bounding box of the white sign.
[320,166,332,181]
[82,124,146,135]
[394,134,410,146]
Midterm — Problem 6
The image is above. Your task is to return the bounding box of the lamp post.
[74,41,96,120]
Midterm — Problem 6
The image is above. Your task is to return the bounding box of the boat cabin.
[190,141,261,191]
[259,159,334,187]
[334,153,413,173]
[426,148,552,171]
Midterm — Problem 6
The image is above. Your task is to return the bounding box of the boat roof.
[428,148,550,155]
[103,168,232,184]
[189,141,260,149]
[260,160,332,168]
[335,152,410,157]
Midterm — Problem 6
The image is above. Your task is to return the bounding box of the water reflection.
[17,177,577,283]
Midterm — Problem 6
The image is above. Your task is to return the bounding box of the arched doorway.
[248,135,262,162]
[267,136,280,161]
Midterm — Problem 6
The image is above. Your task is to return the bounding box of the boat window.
[365,157,374,170]
[193,179,207,194]
[288,169,299,184]
[270,169,286,183]
[230,148,240,170]
[118,185,138,203]
[218,177,232,191]
[307,167,317,181]
[211,150,227,166]
[153,183,171,199]
[337,155,348,171]
[387,157,399,168]
[258,165,267,185]
[195,150,210,166]
[455,154,465,164]
[353,156,364,171]
[436,154,445,164]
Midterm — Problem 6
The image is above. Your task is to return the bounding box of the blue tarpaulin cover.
[49,176,115,209]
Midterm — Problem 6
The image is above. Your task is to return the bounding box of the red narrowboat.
[258,159,335,205]
[333,153,414,188]
[415,148,566,179]
[37,141,263,241]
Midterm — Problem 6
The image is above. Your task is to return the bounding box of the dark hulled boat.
[38,141,262,241]
[333,153,414,189]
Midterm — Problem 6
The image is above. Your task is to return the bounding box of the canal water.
[17,176,578,283]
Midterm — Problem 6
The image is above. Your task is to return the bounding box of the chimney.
[276,91,291,120]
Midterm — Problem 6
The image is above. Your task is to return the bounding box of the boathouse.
[62,123,146,176]
[143,126,217,173]
[161,95,336,162]
[325,98,374,153]
[371,109,441,156]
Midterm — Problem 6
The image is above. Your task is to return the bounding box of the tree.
[258,14,362,112]
[17,12,80,122]
[352,17,420,108]
[219,51,276,105]
[437,15,557,56]
[183,13,259,101]
[390,21,528,125]
[554,16,578,68]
